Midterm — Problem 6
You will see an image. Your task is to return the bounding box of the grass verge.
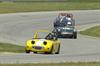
[1,0,100,2]
[0,2,100,13]
[80,26,100,37]
[0,62,100,66]
[0,43,24,53]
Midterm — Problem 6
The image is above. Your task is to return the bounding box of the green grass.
[0,2,100,13]
[1,0,100,2]
[0,43,24,53]
[0,62,100,66]
[80,26,100,37]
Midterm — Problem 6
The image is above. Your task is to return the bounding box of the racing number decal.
[36,39,45,46]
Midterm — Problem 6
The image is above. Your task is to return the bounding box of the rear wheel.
[55,44,60,54]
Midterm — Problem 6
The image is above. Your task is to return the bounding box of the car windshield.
[55,22,66,27]
[56,22,72,27]
[34,32,49,39]
[33,31,56,40]
[55,17,73,27]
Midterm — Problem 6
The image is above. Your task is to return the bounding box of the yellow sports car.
[25,30,61,54]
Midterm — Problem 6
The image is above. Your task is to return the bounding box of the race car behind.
[53,13,77,39]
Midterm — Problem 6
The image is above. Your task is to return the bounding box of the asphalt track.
[0,10,100,64]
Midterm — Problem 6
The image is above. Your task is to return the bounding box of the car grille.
[33,46,43,50]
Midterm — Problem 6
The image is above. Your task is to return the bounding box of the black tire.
[33,52,37,53]
[55,44,60,54]
[73,32,77,39]
[25,50,30,53]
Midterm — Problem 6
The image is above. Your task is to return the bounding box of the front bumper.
[25,46,51,52]
[57,32,73,37]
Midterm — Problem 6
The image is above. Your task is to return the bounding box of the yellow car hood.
[26,39,53,47]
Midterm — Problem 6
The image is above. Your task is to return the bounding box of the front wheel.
[47,45,54,54]
[25,50,30,53]
[73,32,77,39]
[33,52,37,54]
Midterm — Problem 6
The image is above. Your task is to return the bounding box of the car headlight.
[43,41,47,45]
[31,41,35,44]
